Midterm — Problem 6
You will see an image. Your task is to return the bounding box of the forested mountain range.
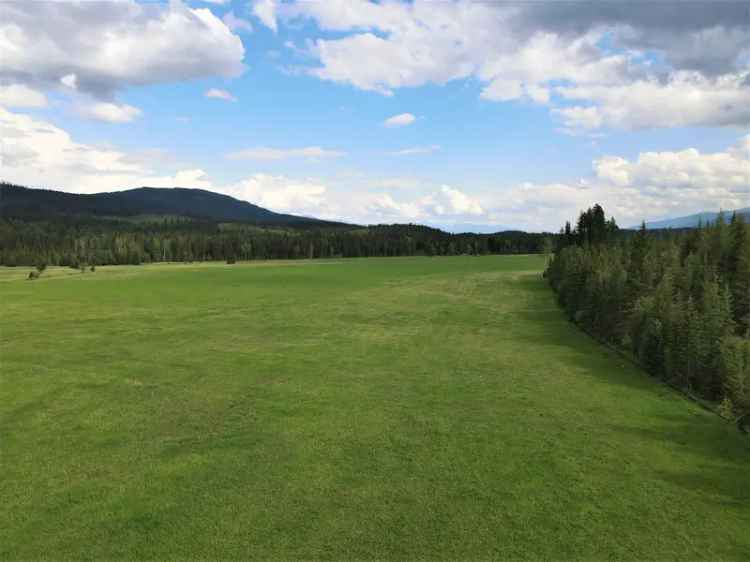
[0,183,551,266]
[0,183,344,227]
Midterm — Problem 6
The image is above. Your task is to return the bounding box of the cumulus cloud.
[222,176,484,225]
[554,106,603,131]
[280,0,750,130]
[428,186,484,217]
[222,11,253,33]
[78,102,142,123]
[1,106,158,192]
[514,3,750,77]
[0,107,214,193]
[0,105,490,225]
[205,88,238,102]
[283,1,634,97]
[147,168,215,190]
[485,135,750,230]
[0,84,47,108]
[384,113,416,127]
[225,146,345,161]
[224,174,328,216]
[3,105,748,231]
[253,0,278,32]
[360,185,485,224]
[0,0,245,99]
[556,71,750,130]
[480,182,592,232]
[593,139,750,193]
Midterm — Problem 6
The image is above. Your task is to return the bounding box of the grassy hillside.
[1,256,748,560]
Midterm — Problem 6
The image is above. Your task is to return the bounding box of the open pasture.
[1,256,748,560]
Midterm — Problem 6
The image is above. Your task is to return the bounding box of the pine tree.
[728,215,750,334]
[710,211,731,277]
[626,222,649,303]
[720,336,750,431]
[699,277,735,398]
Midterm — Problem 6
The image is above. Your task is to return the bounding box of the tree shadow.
[505,278,750,505]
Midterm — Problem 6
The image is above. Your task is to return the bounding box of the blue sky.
[1,0,749,231]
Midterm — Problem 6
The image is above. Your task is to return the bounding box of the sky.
[1,0,749,232]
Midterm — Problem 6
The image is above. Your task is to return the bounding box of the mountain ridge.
[0,183,349,227]
[637,208,750,230]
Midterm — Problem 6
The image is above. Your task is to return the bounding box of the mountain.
[0,183,346,227]
[641,209,750,230]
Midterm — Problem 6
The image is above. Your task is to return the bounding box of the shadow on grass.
[509,275,750,506]
[605,418,750,500]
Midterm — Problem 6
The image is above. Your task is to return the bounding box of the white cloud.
[358,135,749,231]
[731,135,750,160]
[253,0,278,32]
[79,102,142,123]
[525,84,551,104]
[281,0,750,130]
[361,185,485,224]
[1,106,154,192]
[0,0,245,98]
[287,2,632,100]
[308,31,473,96]
[480,182,593,231]
[429,186,484,216]
[205,88,238,102]
[225,146,345,161]
[291,1,491,95]
[284,0,410,32]
[224,174,328,216]
[0,84,47,108]
[390,145,440,156]
[480,79,524,102]
[366,193,424,222]
[554,106,603,130]
[0,107,213,193]
[384,113,415,127]
[593,139,750,192]
[3,105,748,231]
[219,174,474,224]
[147,168,214,190]
[484,136,750,230]
[222,11,253,33]
[556,71,750,130]
[0,106,489,226]
[60,74,78,90]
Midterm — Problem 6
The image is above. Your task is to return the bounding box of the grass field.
[2,256,749,560]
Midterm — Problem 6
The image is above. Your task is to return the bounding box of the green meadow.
[1,256,748,560]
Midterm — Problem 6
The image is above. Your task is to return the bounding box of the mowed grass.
[1,256,748,560]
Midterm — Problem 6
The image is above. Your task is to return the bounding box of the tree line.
[0,217,551,267]
[546,205,749,431]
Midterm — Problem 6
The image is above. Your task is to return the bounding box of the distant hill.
[0,185,551,266]
[0,183,346,227]
[641,209,750,230]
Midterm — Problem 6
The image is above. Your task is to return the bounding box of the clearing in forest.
[1,255,748,560]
